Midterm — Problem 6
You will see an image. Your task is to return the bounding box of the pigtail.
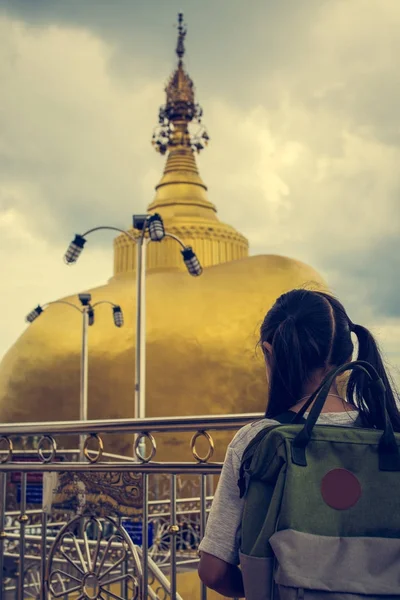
[347,323,400,432]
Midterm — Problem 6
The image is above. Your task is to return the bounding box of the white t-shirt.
[198,411,359,565]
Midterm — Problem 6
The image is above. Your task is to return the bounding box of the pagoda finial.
[151,14,210,156]
[176,13,186,62]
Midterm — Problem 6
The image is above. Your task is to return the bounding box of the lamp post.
[63,214,202,423]
[26,295,124,457]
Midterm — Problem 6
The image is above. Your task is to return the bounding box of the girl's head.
[260,289,400,430]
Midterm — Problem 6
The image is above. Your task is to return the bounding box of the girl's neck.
[301,372,340,397]
[291,382,350,414]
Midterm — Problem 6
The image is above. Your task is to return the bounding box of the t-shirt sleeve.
[198,445,243,565]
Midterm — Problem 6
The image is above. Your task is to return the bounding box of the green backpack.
[238,360,400,599]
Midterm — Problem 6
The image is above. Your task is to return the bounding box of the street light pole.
[26,297,124,460]
[65,226,141,421]
[78,294,91,459]
[81,307,89,423]
[64,216,202,427]
[136,235,148,421]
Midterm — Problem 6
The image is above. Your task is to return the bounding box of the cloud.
[0,1,399,386]
[0,17,161,246]
[0,206,113,357]
[198,0,400,329]
[0,16,157,357]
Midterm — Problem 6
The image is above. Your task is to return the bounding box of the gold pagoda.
[0,15,325,461]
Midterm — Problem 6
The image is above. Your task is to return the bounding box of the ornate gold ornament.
[134,432,157,463]
[37,435,57,463]
[152,14,209,156]
[0,436,13,464]
[83,434,104,464]
[46,515,140,599]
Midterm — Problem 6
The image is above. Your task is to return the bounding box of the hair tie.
[348,320,355,332]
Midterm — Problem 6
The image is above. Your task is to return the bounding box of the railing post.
[141,473,149,599]
[200,474,208,600]
[18,473,27,600]
[40,511,47,600]
[0,473,6,600]
[79,306,89,460]
[170,474,178,600]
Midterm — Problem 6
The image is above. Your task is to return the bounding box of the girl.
[198,289,400,598]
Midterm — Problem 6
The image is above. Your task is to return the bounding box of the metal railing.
[0,413,262,600]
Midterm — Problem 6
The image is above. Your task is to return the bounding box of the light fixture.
[64,234,86,265]
[78,293,92,307]
[132,214,150,231]
[113,305,124,328]
[87,306,95,327]
[181,247,202,276]
[26,305,43,323]
[148,213,165,241]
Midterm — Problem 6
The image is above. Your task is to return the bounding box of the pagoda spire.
[114,13,248,276]
[176,12,186,62]
[151,13,209,156]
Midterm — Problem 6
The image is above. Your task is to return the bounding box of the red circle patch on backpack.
[321,468,362,510]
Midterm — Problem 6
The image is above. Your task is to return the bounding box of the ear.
[262,341,272,356]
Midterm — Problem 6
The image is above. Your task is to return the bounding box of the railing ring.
[37,435,57,463]
[134,432,157,463]
[0,436,13,464]
[83,434,104,463]
[190,430,214,463]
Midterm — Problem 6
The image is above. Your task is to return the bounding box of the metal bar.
[79,306,89,460]
[0,412,261,436]
[4,493,213,516]
[121,555,128,599]
[135,230,142,421]
[164,232,186,250]
[141,473,149,600]
[81,306,89,422]
[170,474,177,600]
[40,511,47,600]
[4,551,124,567]
[139,237,147,420]
[0,473,6,600]
[5,521,67,531]
[45,300,83,314]
[0,462,223,474]
[2,449,76,457]
[136,547,184,600]
[135,233,148,459]
[91,300,117,309]
[200,474,207,600]
[82,225,139,243]
[18,473,27,600]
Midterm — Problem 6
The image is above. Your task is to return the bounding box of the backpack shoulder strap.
[274,410,306,424]
[238,411,305,498]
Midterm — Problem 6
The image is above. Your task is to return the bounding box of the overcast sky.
[0,0,399,383]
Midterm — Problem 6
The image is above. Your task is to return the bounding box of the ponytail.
[347,323,400,432]
[265,317,306,417]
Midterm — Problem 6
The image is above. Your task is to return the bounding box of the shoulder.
[228,410,360,461]
[228,418,278,460]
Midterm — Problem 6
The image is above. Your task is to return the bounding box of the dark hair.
[260,289,400,431]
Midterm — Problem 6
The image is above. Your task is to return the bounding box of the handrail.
[0,460,222,473]
[4,495,214,518]
[0,412,262,436]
